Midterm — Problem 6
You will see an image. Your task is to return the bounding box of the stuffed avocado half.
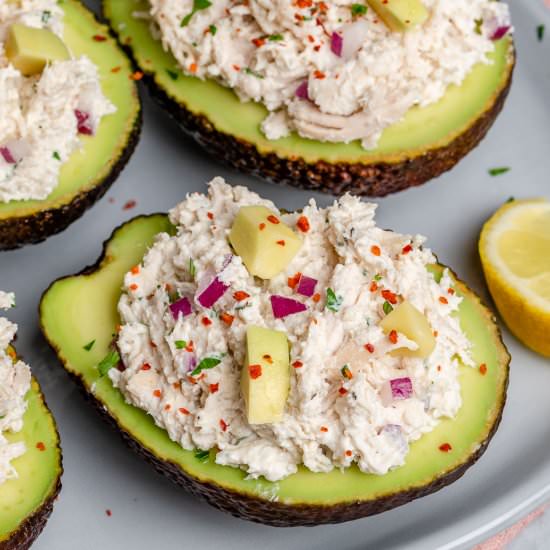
[40,182,509,526]
[103,0,514,196]
[0,0,141,251]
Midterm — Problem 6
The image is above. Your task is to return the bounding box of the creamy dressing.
[148,0,511,149]
[0,0,116,203]
[112,178,474,482]
[0,291,31,486]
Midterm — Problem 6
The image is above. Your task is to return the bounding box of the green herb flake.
[166,69,179,80]
[373,274,382,282]
[268,33,283,41]
[474,18,483,35]
[245,67,264,79]
[194,449,210,461]
[181,0,212,27]
[175,340,187,350]
[189,258,196,279]
[506,196,515,203]
[488,167,510,177]
[351,3,367,16]
[326,288,343,312]
[537,24,545,42]
[191,356,222,376]
[83,340,96,351]
[383,301,394,315]
[42,10,51,23]
[52,151,61,161]
[209,24,217,35]
[97,349,120,377]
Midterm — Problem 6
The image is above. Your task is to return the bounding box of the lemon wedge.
[479,198,550,356]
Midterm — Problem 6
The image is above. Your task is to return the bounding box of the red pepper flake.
[249,364,262,379]
[93,34,107,41]
[233,290,250,301]
[312,293,321,303]
[388,330,398,344]
[320,426,328,433]
[131,265,140,275]
[318,1,328,12]
[381,289,398,304]
[219,419,228,432]
[288,272,302,289]
[439,296,449,305]
[296,0,312,7]
[209,383,219,394]
[313,70,325,79]
[479,363,488,376]
[364,343,375,353]
[179,407,190,415]
[36,442,46,452]
[141,363,151,371]
[207,211,214,220]
[129,71,143,81]
[370,281,378,292]
[173,381,181,390]
[189,63,198,73]
[220,312,235,326]
[439,443,452,453]
[313,45,321,52]
[371,245,381,256]
[341,365,353,380]
[106,509,112,517]
[296,215,310,232]
[263,354,273,364]
[187,375,197,385]
[201,316,212,327]
[402,244,413,255]
[338,387,348,396]
[164,404,171,411]
[437,365,442,372]
[129,283,138,291]
[252,37,266,47]
[433,330,439,337]
[448,288,455,295]
[111,66,121,73]
[345,450,352,457]
[185,341,194,352]
[232,64,241,71]
[292,360,303,369]
[153,389,162,398]
[259,222,266,231]
[165,283,172,292]
[123,199,136,210]
[276,239,286,246]
[307,34,315,43]
[267,214,280,224]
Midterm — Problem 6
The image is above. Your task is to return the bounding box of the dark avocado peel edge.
[0,0,142,251]
[101,0,515,197]
[0,350,62,549]
[39,214,510,527]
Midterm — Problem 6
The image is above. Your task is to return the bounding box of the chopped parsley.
[52,151,61,161]
[191,356,221,376]
[268,34,283,41]
[209,24,217,36]
[488,167,510,177]
[245,67,264,79]
[194,449,210,461]
[97,349,120,377]
[83,340,96,351]
[189,258,196,279]
[166,69,179,80]
[474,18,483,35]
[180,0,212,27]
[326,288,343,312]
[537,24,545,42]
[373,274,382,282]
[175,340,187,350]
[351,3,367,16]
[383,301,394,315]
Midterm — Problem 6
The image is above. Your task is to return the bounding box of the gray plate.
[2,1,550,548]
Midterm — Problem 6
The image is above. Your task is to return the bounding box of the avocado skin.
[107,9,514,197]
[0,377,63,549]
[41,217,509,527]
[0,107,142,252]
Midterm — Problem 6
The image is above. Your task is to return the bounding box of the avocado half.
[102,0,514,197]
[1,351,62,549]
[0,0,142,251]
[39,214,510,526]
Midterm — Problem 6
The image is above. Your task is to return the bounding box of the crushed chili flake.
[263,354,273,364]
[433,330,439,337]
[233,290,250,301]
[129,283,138,291]
[219,419,228,431]
[341,365,353,379]
[479,363,488,376]
[189,63,198,73]
[439,296,449,305]
[209,383,219,393]
[249,364,262,379]
[93,34,107,41]
[370,281,378,292]
[296,0,313,6]
[36,442,46,452]
[388,330,398,344]
[141,363,151,371]
[338,387,348,396]
[201,316,212,327]
[345,450,352,457]
[153,389,162,398]
[402,244,413,255]
[131,265,140,275]
[448,288,455,295]
[129,71,143,81]
[106,509,112,517]
[207,211,214,220]
[381,289,398,304]
[288,272,302,289]
[437,365,442,372]
[164,404,171,411]
[439,443,452,453]
[312,293,321,303]
[111,66,121,73]
[307,34,315,43]
[267,214,280,224]
[313,44,321,52]
[292,360,303,369]
[259,222,266,230]
[232,64,241,71]
[187,375,197,385]
[252,37,266,47]
[185,341,194,352]
[123,199,136,210]
[276,239,286,246]
[313,70,326,79]
[179,407,190,415]
[320,426,328,432]
[296,215,310,232]
[318,1,328,12]
[173,381,181,390]
[364,343,375,353]
[220,312,235,326]
[371,245,381,256]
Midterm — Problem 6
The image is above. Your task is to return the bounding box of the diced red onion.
[74,109,94,135]
[183,352,197,373]
[222,254,233,269]
[195,270,229,308]
[296,274,317,297]
[295,81,309,100]
[270,295,307,318]
[169,296,193,319]
[341,19,369,60]
[380,377,413,406]
[490,25,511,40]
[0,147,16,164]
[330,32,343,57]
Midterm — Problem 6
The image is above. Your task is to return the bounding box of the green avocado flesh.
[104,0,512,164]
[40,214,509,513]
[0,0,139,218]
[0,378,61,543]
